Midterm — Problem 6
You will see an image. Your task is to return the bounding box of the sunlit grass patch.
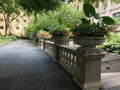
[0,36,17,44]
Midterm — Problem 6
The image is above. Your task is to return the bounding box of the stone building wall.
[0,13,29,37]
[98,0,120,17]
[97,0,120,31]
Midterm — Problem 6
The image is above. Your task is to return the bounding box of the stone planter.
[38,38,45,50]
[51,36,68,62]
[73,37,105,48]
[52,36,68,45]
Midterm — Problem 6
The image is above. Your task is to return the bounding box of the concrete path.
[0,40,80,90]
[1,39,120,90]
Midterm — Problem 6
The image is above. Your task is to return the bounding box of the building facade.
[98,0,120,17]
[97,0,120,31]
[0,13,29,37]
[73,0,120,31]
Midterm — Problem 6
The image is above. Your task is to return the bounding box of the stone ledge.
[102,53,120,62]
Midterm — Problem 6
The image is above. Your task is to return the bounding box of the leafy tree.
[0,0,21,36]
[17,0,65,13]
[25,4,84,39]
[17,0,120,24]
[17,0,65,24]
[18,0,120,14]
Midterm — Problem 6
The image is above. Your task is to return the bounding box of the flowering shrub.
[37,30,51,39]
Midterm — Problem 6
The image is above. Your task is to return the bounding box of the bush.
[25,4,84,40]
[5,36,17,40]
[98,33,120,54]
[0,36,17,40]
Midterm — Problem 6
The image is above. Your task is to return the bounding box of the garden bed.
[0,36,17,44]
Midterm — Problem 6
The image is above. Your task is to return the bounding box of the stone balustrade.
[38,38,104,90]
[58,45,79,76]
[44,40,54,59]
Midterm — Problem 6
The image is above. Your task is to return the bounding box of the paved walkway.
[0,40,120,90]
[0,40,80,90]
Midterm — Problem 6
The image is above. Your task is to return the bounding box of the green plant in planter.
[50,17,71,37]
[37,29,51,39]
[72,3,115,37]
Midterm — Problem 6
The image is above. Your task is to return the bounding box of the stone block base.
[73,77,104,90]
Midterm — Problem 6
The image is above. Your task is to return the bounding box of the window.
[0,18,3,22]
[16,27,19,30]
[113,12,120,17]
[16,19,19,22]
[23,19,27,23]
[0,26,4,29]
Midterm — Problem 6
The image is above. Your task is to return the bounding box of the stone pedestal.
[73,47,105,90]
[39,38,44,50]
[52,36,67,62]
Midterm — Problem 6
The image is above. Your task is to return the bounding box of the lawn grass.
[0,36,17,44]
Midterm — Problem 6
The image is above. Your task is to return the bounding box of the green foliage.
[71,3,115,37]
[25,24,39,45]
[98,33,120,54]
[17,0,120,14]
[0,36,17,44]
[25,4,84,38]
[25,25,37,39]
[4,36,17,40]
[113,17,120,24]
[101,16,116,25]
[17,0,65,14]
[23,0,120,12]
[83,3,95,17]
[0,0,21,35]
[0,36,17,40]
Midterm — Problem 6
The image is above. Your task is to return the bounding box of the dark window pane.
[113,12,120,17]
[0,26,4,29]
[0,18,3,22]
[16,27,19,30]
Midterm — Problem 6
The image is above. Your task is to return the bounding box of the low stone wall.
[39,39,105,90]
[102,53,120,73]
[44,41,54,59]
[58,45,79,76]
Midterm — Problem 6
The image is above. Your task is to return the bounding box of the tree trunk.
[3,14,7,36]
[4,25,7,36]
[4,23,10,36]
[34,13,37,24]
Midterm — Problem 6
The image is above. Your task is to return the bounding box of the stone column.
[73,47,105,90]
[39,38,44,50]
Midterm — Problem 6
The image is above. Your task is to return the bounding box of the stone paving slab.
[0,77,13,90]
[0,39,120,90]
[0,40,80,90]
[41,71,80,90]
[10,74,44,90]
